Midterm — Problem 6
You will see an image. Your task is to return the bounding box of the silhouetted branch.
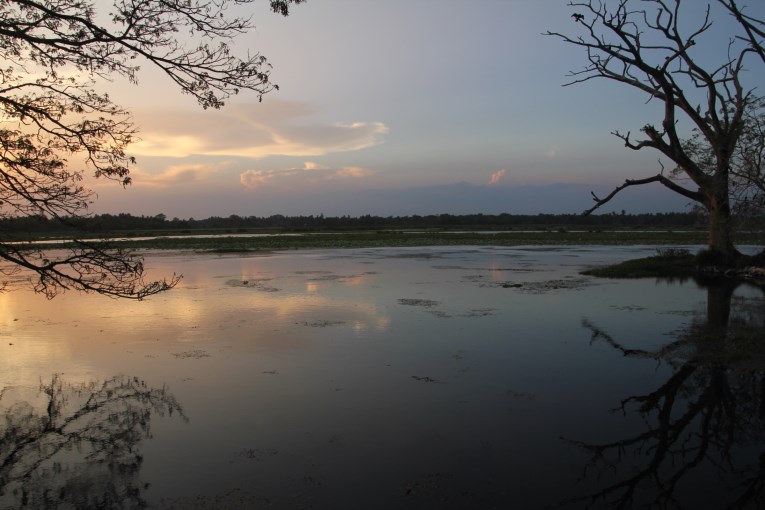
[583,173,702,215]
[0,240,180,299]
[719,0,765,64]
[0,0,305,297]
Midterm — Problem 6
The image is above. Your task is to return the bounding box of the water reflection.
[3,247,763,508]
[573,278,765,509]
[0,375,185,509]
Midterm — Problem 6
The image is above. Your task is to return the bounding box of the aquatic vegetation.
[398,298,441,307]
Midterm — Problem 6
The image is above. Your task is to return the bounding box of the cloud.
[239,169,283,189]
[99,162,234,189]
[303,161,330,171]
[331,166,374,179]
[487,168,507,186]
[546,146,560,159]
[129,101,388,159]
[240,161,376,191]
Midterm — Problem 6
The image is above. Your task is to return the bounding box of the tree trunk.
[707,191,739,260]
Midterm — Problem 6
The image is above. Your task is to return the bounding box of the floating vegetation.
[398,298,441,307]
[403,472,452,496]
[464,308,495,317]
[478,281,522,288]
[300,320,345,328]
[658,309,697,317]
[610,304,648,311]
[306,274,347,281]
[226,278,272,287]
[235,448,279,461]
[480,278,591,292]
[519,279,591,293]
[411,375,440,383]
[434,265,538,272]
[172,350,210,359]
[226,278,280,292]
[505,390,534,400]
[386,252,442,259]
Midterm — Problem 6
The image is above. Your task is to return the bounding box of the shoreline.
[15,229,765,252]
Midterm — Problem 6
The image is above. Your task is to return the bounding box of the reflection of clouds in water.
[353,316,391,333]
[304,273,371,291]
[166,263,390,335]
[0,339,74,388]
[0,293,81,386]
[3,246,757,508]
[149,275,391,337]
[0,254,393,387]
[261,291,389,333]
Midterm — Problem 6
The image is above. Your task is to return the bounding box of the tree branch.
[584,172,703,215]
[0,0,304,298]
[719,0,765,64]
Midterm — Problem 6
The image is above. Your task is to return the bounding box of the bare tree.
[547,0,764,260]
[0,0,304,298]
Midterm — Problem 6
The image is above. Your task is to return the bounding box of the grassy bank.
[16,229,764,279]
[20,228,750,251]
[581,249,698,278]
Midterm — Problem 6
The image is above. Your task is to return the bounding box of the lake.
[1,245,763,509]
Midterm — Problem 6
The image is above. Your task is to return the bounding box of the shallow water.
[1,245,764,509]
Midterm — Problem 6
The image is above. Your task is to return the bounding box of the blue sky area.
[90,0,765,218]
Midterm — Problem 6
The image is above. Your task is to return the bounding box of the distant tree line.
[4,211,761,237]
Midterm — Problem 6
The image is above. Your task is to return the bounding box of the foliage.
[0,0,304,298]
[674,97,765,218]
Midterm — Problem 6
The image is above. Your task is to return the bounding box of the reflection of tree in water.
[0,374,186,509]
[570,279,765,509]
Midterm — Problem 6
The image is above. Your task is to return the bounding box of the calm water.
[1,245,763,509]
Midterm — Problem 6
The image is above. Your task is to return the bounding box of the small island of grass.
[582,247,765,280]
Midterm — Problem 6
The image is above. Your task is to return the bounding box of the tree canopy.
[0,0,304,298]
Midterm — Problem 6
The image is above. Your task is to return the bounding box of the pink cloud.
[239,163,375,191]
[488,168,507,186]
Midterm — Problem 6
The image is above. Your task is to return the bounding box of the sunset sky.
[90,0,765,219]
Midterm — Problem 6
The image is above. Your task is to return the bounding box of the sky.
[87,0,765,219]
